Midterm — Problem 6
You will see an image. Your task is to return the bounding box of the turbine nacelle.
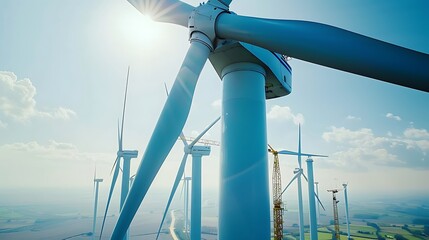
[122,150,139,158]
[189,145,211,156]
[94,178,104,183]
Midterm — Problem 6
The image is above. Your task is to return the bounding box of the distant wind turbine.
[99,67,138,240]
[278,124,327,240]
[155,116,220,240]
[92,167,103,240]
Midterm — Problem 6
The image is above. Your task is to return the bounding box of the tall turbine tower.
[268,145,284,240]
[156,117,220,240]
[343,183,351,240]
[92,169,103,240]
[306,158,320,240]
[183,176,192,235]
[112,1,429,239]
[99,67,138,240]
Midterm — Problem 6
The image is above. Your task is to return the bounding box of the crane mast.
[269,145,283,240]
[328,189,340,240]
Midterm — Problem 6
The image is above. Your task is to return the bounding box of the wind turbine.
[99,67,138,240]
[277,125,327,240]
[343,183,351,240]
[112,0,429,239]
[92,168,103,240]
[155,116,220,240]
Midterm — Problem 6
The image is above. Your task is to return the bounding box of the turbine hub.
[188,1,228,47]
[293,168,301,174]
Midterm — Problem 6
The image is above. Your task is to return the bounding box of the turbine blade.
[298,124,301,155]
[164,82,169,96]
[278,150,299,156]
[111,40,211,239]
[302,172,309,182]
[179,132,189,147]
[216,14,429,92]
[300,153,328,158]
[110,155,120,175]
[165,82,188,147]
[117,120,121,152]
[189,116,221,147]
[267,144,275,152]
[278,149,327,158]
[120,66,130,151]
[99,156,120,239]
[179,177,184,200]
[315,191,326,211]
[127,0,194,28]
[280,172,300,196]
[155,153,189,240]
[93,166,96,191]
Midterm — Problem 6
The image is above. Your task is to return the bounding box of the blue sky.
[0,0,428,207]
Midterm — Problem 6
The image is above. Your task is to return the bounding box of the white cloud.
[0,71,76,121]
[0,140,112,189]
[322,126,402,169]
[0,140,109,163]
[322,126,429,170]
[386,112,401,121]
[322,127,387,148]
[267,105,304,125]
[346,115,361,121]
[403,127,429,139]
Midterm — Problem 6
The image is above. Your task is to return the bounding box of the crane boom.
[328,189,341,240]
[269,145,283,240]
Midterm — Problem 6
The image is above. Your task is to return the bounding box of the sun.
[117,12,161,45]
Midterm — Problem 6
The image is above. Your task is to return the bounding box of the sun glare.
[118,12,161,46]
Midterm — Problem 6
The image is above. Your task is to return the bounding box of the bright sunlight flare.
[117,12,161,45]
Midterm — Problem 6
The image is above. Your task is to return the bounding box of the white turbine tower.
[92,168,103,240]
[343,183,351,240]
[183,176,191,234]
[155,116,220,240]
[111,1,429,239]
[99,67,138,240]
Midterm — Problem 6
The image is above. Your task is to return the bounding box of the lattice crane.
[327,189,342,240]
[268,144,284,240]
